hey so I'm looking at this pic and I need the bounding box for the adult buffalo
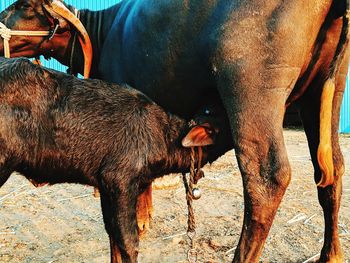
[0,0,349,262]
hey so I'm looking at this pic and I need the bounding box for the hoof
[137,187,154,238]
[93,187,100,198]
[137,204,153,238]
[137,216,151,238]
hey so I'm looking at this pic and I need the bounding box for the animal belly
[18,164,96,187]
[102,65,216,118]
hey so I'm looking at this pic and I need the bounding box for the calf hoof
[93,187,100,198]
[137,206,153,238]
[137,215,151,238]
[137,197,153,238]
[153,174,181,190]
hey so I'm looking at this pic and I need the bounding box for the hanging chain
[182,146,205,263]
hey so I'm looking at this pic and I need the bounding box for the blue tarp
[340,70,350,133]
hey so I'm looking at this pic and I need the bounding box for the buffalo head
[0,0,92,78]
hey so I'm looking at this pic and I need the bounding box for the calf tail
[317,0,349,187]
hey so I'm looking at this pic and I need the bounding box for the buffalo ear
[182,123,216,147]
[42,0,93,78]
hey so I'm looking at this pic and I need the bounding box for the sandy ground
[0,129,349,263]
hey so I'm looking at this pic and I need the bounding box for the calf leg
[136,184,153,237]
[0,159,12,187]
[99,176,139,263]
[0,169,11,187]
[300,89,344,262]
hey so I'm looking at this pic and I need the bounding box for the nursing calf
[0,57,224,262]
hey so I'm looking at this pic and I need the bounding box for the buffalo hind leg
[219,87,291,262]
[233,124,291,262]
[99,176,139,263]
[300,91,344,262]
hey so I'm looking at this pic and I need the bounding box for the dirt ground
[0,129,349,263]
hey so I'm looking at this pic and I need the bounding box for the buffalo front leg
[300,88,344,262]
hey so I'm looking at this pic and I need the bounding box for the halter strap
[69,9,79,76]
[0,22,51,58]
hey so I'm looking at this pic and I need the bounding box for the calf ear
[182,123,216,147]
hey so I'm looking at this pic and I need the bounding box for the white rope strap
[0,22,11,58]
[0,22,50,58]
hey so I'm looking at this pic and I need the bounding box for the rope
[0,22,11,58]
[184,147,196,233]
[0,22,50,58]
[182,146,204,263]
[0,23,11,41]
[182,171,197,263]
